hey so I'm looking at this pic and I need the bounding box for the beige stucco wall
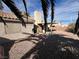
[5,23,22,34]
[0,23,5,36]
[21,24,34,34]
[48,24,68,31]
[0,22,33,35]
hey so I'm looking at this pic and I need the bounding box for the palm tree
[40,0,55,32]
[40,0,49,33]
[2,0,55,32]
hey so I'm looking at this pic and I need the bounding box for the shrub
[66,23,75,33]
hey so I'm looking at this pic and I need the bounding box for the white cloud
[53,0,79,24]
[55,1,79,15]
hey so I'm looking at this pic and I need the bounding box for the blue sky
[2,0,79,25]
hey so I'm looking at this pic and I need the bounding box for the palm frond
[22,0,28,20]
[40,0,49,32]
[50,0,55,26]
[74,11,79,33]
[0,0,3,10]
[0,0,7,25]
[0,16,6,25]
[2,0,26,27]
